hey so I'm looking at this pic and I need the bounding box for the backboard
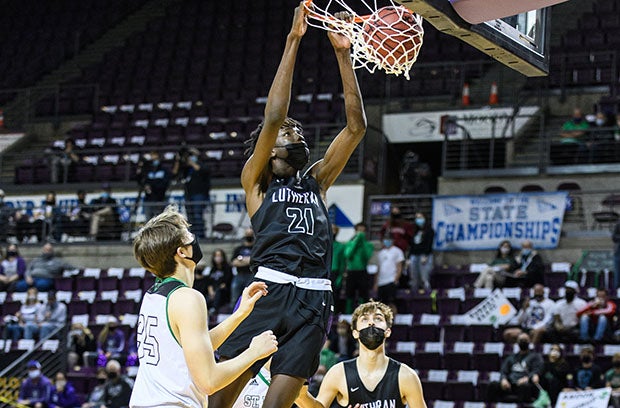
[395,0,561,76]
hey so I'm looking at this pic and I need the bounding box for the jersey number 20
[286,207,314,235]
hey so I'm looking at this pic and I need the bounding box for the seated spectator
[577,288,616,342]
[51,371,81,408]
[606,352,620,408]
[547,280,587,343]
[201,249,232,314]
[325,320,357,363]
[504,240,545,288]
[589,111,616,163]
[66,190,92,237]
[503,284,555,344]
[539,344,571,406]
[67,323,97,370]
[486,333,543,403]
[39,290,67,339]
[0,189,14,244]
[1,244,28,292]
[102,360,133,408]
[25,243,75,292]
[88,184,120,241]
[4,287,44,342]
[474,240,518,289]
[97,317,126,366]
[569,345,604,391]
[81,368,107,408]
[49,137,81,184]
[26,192,63,243]
[18,360,54,408]
[559,108,590,163]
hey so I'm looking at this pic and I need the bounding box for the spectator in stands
[548,280,588,343]
[67,323,97,370]
[4,287,44,341]
[374,237,405,311]
[25,243,74,292]
[136,150,171,221]
[67,190,92,237]
[102,359,133,408]
[568,345,604,391]
[486,332,543,403]
[408,212,435,294]
[1,244,28,292]
[379,206,413,256]
[18,360,54,408]
[577,288,617,342]
[325,319,357,363]
[173,147,211,239]
[0,189,13,243]
[125,331,137,368]
[559,108,590,163]
[230,228,254,307]
[474,240,518,289]
[539,344,571,406]
[39,290,67,339]
[504,240,545,288]
[606,352,620,408]
[331,224,346,302]
[97,317,126,367]
[51,371,80,408]
[503,284,556,344]
[613,219,620,291]
[201,248,233,314]
[88,184,119,241]
[399,150,433,195]
[589,111,616,163]
[34,192,63,242]
[50,137,80,184]
[81,368,107,408]
[344,222,374,314]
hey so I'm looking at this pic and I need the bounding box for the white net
[305,0,424,79]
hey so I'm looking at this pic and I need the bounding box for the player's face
[270,127,307,177]
[355,310,389,332]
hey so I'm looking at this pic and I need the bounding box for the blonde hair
[351,300,394,331]
[133,206,190,279]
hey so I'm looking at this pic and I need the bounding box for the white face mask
[596,118,605,126]
[28,370,40,379]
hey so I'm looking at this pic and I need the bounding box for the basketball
[362,6,424,66]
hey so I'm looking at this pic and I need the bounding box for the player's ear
[176,246,188,259]
[352,329,360,340]
[384,327,391,338]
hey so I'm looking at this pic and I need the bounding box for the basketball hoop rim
[304,0,372,23]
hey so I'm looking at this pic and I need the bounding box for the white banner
[463,289,517,327]
[555,387,611,408]
[382,106,539,143]
[432,192,567,251]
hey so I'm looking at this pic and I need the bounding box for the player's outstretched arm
[400,364,428,407]
[313,13,367,192]
[168,287,277,395]
[295,363,350,408]
[209,282,268,349]
[241,3,307,202]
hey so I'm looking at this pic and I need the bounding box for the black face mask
[186,238,203,265]
[244,236,254,243]
[582,355,592,364]
[7,251,17,257]
[565,291,575,302]
[518,340,530,351]
[358,326,386,350]
[613,361,620,368]
[97,377,106,384]
[279,142,309,170]
[107,372,118,380]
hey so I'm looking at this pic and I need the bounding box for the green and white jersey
[130,278,207,408]
[232,367,271,408]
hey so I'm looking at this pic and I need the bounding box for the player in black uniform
[208,3,366,408]
[296,301,427,408]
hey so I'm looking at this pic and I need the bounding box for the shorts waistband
[256,267,332,291]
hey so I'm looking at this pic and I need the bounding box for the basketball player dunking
[208,2,366,408]
[296,301,427,408]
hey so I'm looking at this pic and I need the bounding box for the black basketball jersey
[250,174,332,279]
[336,358,405,408]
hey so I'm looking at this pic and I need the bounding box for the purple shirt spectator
[19,361,54,406]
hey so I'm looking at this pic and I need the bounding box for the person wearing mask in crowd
[379,206,413,257]
[606,352,620,408]
[81,368,107,408]
[474,240,518,289]
[0,189,13,244]
[560,108,589,150]
[96,317,125,367]
[577,288,617,342]
[330,224,346,305]
[486,333,544,403]
[67,323,97,370]
[4,287,44,341]
[89,184,119,241]
[201,249,233,314]
[137,150,172,221]
[173,147,211,239]
[569,346,604,391]
[18,360,54,408]
[408,212,435,294]
[548,280,588,343]
[25,243,74,292]
[343,222,374,314]
[614,219,620,291]
[50,137,80,184]
[374,237,405,312]
[1,244,28,292]
[539,344,571,406]
[20,192,63,243]
[38,290,67,339]
[51,371,80,408]
[67,190,92,237]
[230,229,255,307]
[102,360,133,408]
[504,240,545,288]
[503,283,556,344]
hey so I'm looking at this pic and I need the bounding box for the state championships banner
[432,192,568,251]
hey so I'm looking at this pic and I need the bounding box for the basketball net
[305,0,424,79]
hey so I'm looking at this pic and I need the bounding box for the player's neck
[171,266,194,287]
[358,346,388,369]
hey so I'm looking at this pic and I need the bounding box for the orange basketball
[362,6,423,66]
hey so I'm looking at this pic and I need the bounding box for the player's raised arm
[313,12,367,192]
[241,2,308,203]
[169,287,277,395]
